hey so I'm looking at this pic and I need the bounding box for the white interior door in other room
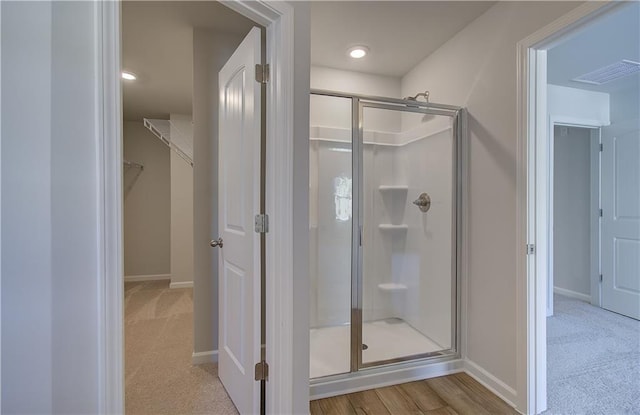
[217,26,262,414]
[601,130,640,320]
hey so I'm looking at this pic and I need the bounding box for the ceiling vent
[573,60,640,85]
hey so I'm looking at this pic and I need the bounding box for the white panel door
[217,26,262,414]
[601,130,640,320]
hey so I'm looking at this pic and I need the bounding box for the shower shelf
[378,224,408,232]
[378,283,408,292]
[378,185,409,192]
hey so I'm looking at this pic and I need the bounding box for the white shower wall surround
[309,116,454,349]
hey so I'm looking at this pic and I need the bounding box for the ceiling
[311,1,495,77]
[122,1,255,121]
[122,1,496,121]
[548,1,640,94]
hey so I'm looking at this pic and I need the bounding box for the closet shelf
[378,185,409,192]
[123,159,144,170]
[143,118,194,167]
[378,224,408,231]
[378,283,408,292]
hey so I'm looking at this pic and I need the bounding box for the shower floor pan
[310,318,443,379]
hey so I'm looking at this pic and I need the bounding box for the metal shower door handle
[413,193,431,213]
[210,237,223,248]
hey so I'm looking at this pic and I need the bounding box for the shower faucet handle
[413,193,431,213]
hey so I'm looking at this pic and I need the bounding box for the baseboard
[310,358,464,400]
[464,359,518,409]
[124,274,171,282]
[170,281,193,289]
[553,286,591,303]
[310,358,519,409]
[192,350,218,365]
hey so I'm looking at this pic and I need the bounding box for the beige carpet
[543,294,640,414]
[125,280,239,415]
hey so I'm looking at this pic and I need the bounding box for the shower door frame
[311,89,464,375]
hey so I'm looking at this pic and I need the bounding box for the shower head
[403,90,430,103]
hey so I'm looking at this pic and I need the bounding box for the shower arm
[403,91,430,103]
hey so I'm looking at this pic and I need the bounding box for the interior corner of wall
[463,359,518,410]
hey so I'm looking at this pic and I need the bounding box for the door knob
[210,237,223,248]
[413,192,431,213]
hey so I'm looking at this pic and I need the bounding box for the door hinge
[255,214,269,233]
[527,244,535,255]
[599,208,603,217]
[255,64,269,84]
[254,360,269,381]
[599,143,603,152]
[600,274,603,282]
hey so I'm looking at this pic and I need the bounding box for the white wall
[123,121,171,277]
[548,85,610,125]
[553,126,592,298]
[170,113,194,287]
[51,3,101,408]
[311,66,401,134]
[400,1,580,401]
[192,28,246,357]
[605,83,640,136]
[2,3,53,411]
[311,66,400,98]
[2,1,101,412]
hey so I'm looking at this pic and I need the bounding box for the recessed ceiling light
[122,71,137,81]
[348,46,369,59]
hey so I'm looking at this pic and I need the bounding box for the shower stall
[309,90,463,383]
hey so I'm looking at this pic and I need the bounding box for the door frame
[97,1,300,413]
[515,1,623,413]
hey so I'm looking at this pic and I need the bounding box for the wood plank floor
[310,373,518,415]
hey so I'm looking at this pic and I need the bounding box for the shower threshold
[310,318,443,379]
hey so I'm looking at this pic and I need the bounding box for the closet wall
[123,121,171,278]
[123,115,194,286]
[170,113,194,287]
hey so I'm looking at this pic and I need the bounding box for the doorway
[120,2,257,413]
[519,1,640,413]
[547,123,600,316]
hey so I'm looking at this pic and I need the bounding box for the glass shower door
[309,94,353,378]
[358,102,458,367]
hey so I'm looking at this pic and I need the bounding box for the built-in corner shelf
[378,185,409,192]
[378,224,408,232]
[378,283,408,292]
